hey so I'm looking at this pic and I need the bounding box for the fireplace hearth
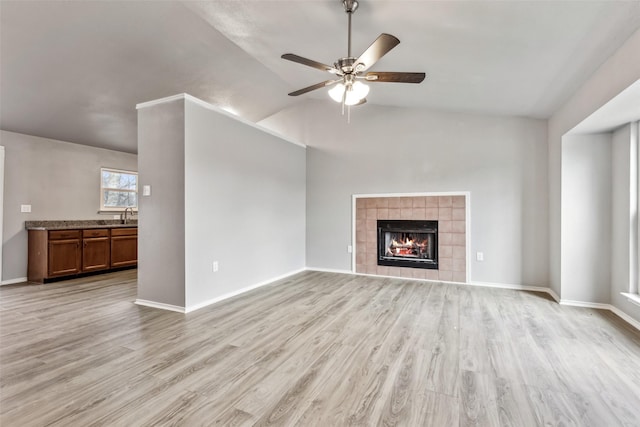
[377,220,438,269]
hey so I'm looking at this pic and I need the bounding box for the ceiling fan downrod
[343,0,359,58]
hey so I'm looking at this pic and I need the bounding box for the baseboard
[307,268,460,284]
[558,299,640,331]
[184,268,306,313]
[305,267,353,274]
[468,280,552,293]
[545,288,561,303]
[609,305,640,331]
[134,299,186,313]
[352,271,468,286]
[306,269,552,294]
[1,277,28,286]
[559,299,612,310]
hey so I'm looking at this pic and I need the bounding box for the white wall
[549,28,640,298]
[261,101,548,287]
[0,130,137,282]
[137,95,306,311]
[561,133,612,303]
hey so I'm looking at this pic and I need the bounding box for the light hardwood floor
[1,270,639,426]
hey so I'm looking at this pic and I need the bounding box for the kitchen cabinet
[47,230,82,278]
[110,228,138,268]
[82,229,110,272]
[27,226,137,283]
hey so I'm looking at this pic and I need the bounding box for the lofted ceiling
[1,0,640,153]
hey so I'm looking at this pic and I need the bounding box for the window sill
[621,292,640,307]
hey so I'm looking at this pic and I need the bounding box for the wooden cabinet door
[111,235,137,268]
[48,239,81,277]
[82,237,110,272]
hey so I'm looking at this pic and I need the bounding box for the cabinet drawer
[49,230,81,240]
[111,228,137,237]
[82,229,109,238]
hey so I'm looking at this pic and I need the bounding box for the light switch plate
[142,185,151,196]
[21,204,31,213]
[476,252,484,261]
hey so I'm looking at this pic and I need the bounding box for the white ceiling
[1,1,640,153]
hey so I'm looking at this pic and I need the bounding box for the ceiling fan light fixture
[281,0,426,118]
[328,81,369,105]
[351,81,370,100]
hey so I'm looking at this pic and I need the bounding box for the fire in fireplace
[377,220,438,269]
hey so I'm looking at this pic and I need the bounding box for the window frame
[623,120,640,307]
[99,167,138,212]
[635,120,640,297]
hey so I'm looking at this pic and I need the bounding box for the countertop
[25,220,138,231]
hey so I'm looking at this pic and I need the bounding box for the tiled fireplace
[355,194,467,282]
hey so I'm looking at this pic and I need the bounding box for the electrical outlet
[347,245,353,253]
[21,204,31,213]
[476,252,484,262]
[113,215,121,219]
[213,261,219,272]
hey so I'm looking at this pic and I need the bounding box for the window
[100,167,138,211]
[623,120,640,306]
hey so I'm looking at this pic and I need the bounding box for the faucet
[122,207,134,224]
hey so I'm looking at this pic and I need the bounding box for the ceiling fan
[281,0,425,116]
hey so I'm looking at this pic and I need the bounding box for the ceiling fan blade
[281,54,341,75]
[353,98,367,106]
[288,80,340,96]
[353,34,400,72]
[364,72,426,83]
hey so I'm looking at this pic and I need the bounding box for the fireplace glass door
[377,220,438,269]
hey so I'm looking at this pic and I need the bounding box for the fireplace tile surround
[354,194,467,282]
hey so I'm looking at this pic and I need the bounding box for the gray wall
[183,99,305,309]
[0,130,137,282]
[137,95,305,311]
[137,99,186,307]
[261,101,548,287]
[548,28,640,298]
[561,133,612,303]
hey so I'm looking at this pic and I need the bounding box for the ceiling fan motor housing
[335,57,356,74]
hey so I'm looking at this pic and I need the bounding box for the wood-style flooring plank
[1,269,639,426]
